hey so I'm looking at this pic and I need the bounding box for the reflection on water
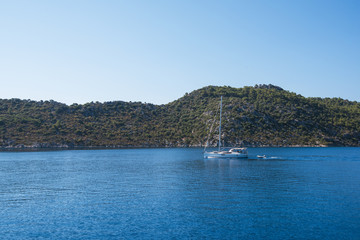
[0,148,359,239]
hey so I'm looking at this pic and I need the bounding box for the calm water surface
[0,148,359,239]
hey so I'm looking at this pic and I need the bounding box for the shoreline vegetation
[1,144,331,151]
[1,84,360,151]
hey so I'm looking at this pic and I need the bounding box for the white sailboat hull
[204,151,248,159]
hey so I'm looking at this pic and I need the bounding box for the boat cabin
[229,148,248,154]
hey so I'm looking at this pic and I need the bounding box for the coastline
[1,143,356,152]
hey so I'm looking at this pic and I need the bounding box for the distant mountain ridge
[1,85,359,149]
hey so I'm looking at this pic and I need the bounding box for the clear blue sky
[1,0,359,105]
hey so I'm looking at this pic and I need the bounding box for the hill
[1,85,360,149]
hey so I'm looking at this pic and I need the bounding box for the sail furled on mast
[218,96,222,151]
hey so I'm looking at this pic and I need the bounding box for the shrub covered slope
[1,85,359,148]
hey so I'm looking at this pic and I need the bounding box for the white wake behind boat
[204,96,248,159]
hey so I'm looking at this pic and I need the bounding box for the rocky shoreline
[1,142,349,152]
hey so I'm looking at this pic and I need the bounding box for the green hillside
[1,85,360,149]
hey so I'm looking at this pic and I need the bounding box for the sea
[0,147,359,239]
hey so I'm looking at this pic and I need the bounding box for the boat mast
[218,96,222,151]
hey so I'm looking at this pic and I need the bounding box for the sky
[0,0,359,105]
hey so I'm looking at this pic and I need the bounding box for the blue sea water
[0,147,359,239]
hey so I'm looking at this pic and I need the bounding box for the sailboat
[204,96,248,159]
